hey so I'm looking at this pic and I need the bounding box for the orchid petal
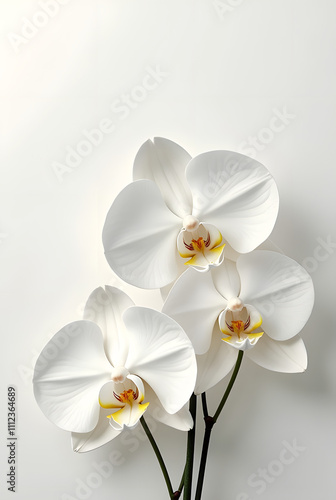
[103,179,182,289]
[33,321,112,433]
[145,384,193,431]
[123,307,197,414]
[237,251,314,341]
[245,335,307,372]
[154,405,193,431]
[186,151,279,253]
[133,137,193,218]
[219,241,242,262]
[160,282,175,302]
[211,258,241,300]
[71,408,121,453]
[84,286,134,367]
[257,238,284,254]
[163,268,225,354]
[195,323,238,394]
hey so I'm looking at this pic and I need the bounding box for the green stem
[171,466,186,500]
[195,351,244,500]
[178,465,186,495]
[140,416,174,499]
[194,420,213,500]
[213,350,244,423]
[201,392,208,418]
[183,393,197,500]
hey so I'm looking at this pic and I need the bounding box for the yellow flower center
[113,388,138,404]
[226,316,251,338]
[184,233,211,254]
[231,320,245,335]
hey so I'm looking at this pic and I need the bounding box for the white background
[1,1,336,499]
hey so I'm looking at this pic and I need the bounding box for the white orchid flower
[103,138,279,289]
[162,251,314,394]
[33,286,197,452]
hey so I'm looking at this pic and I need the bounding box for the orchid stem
[213,350,244,423]
[176,465,186,497]
[183,393,197,500]
[201,392,208,418]
[140,416,174,499]
[195,351,244,500]
[170,466,186,499]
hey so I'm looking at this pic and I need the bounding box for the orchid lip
[177,222,225,271]
[99,375,149,430]
[219,304,264,351]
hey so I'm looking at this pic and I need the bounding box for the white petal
[257,238,284,254]
[84,286,134,367]
[133,137,193,218]
[123,307,197,414]
[33,321,112,433]
[163,268,225,354]
[160,282,175,302]
[245,335,307,372]
[186,151,279,253]
[219,241,242,262]
[71,408,121,453]
[211,258,241,300]
[237,251,314,341]
[152,404,193,431]
[159,251,188,300]
[195,324,238,394]
[103,179,182,289]
[145,384,193,431]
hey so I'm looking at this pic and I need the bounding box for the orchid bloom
[162,251,314,394]
[33,286,197,452]
[103,138,279,289]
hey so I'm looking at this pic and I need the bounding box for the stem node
[204,415,215,430]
